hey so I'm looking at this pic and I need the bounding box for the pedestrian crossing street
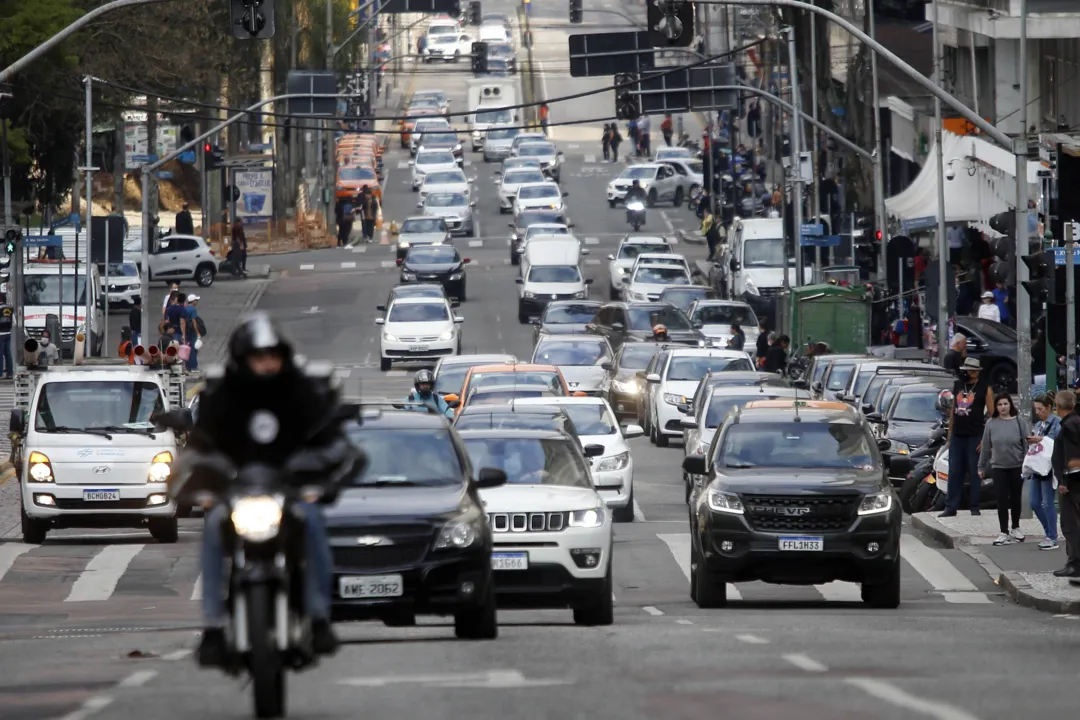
[0,530,995,613]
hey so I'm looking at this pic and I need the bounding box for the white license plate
[778,536,823,551]
[491,552,528,570]
[408,344,429,352]
[338,574,404,599]
[83,490,120,502]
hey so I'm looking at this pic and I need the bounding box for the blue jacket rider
[404,369,454,418]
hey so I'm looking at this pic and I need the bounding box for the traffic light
[874,229,883,243]
[614,74,640,121]
[471,42,488,74]
[1021,249,1058,304]
[467,1,482,25]
[4,228,19,255]
[646,0,694,47]
[204,143,224,170]
[569,0,583,24]
[230,0,276,39]
[223,185,241,203]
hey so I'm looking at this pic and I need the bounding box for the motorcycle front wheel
[247,583,286,718]
[632,220,643,230]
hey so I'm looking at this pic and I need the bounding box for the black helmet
[228,312,293,370]
[414,369,435,396]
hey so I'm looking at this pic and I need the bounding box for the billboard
[234,169,274,226]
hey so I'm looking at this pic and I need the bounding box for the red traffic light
[204,143,212,153]
[875,230,883,241]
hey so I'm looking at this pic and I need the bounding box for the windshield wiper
[44,426,114,439]
[98,425,158,438]
[723,462,756,468]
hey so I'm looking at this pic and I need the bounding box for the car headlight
[615,267,626,275]
[383,332,399,342]
[663,393,686,405]
[398,240,411,249]
[597,451,629,471]
[857,492,893,515]
[28,451,54,483]
[434,512,481,549]
[573,291,587,299]
[707,489,744,514]
[438,330,454,341]
[744,277,760,295]
[449,272,463,280]
[569,506,606,527]
[148,451,172,483]
[130,283,141,291]
[612,378,640,394]
[230,495,284,542]
[523,291,536,299]
[401,272,416,280]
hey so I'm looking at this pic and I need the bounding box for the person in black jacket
[1051,390,1080,577]
[175,203,195,235]
[754,323,770,367]
[763,334,789,373]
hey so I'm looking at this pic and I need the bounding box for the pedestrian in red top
[539,103,550,134]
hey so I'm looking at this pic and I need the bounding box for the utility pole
[2,100,12,229]
[787,26,805,288]
[324,0,337,233]
[810,12,821,272]
[932,0,948,362]
[1067,222,1076,388]
[869,0,886,281]
[1015,0,1032,412]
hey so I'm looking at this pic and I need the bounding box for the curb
[910,512,962,548]
[0,462,14,487]
[999,570,1080,614]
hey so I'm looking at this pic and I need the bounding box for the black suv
[682,399,901,609]
[327,409,507,638]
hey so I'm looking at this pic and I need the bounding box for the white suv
[127,234,218,287]
[459,428,614,625]
[514,397,644,523]
[624,262,692,302]
[644,347,756,446]
[606,236,672,300]
[375,296,463,371]
[606,163,688,207]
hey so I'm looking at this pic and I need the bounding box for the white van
[22,260,105,358]
[517,240,592,323]
[720,217,813,298]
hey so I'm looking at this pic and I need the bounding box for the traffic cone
[389,220,400,236]
[379,227,391,245]
[375,200,384,230]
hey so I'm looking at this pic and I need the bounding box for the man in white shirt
[162,282,180,317]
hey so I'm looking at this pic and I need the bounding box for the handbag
[1022,435,1054,478]
[177,344,192,361]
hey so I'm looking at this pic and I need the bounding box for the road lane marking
[190,574,202,600]
[398,161,410,169]
[380,261,397,268]
[813,582,863,602]
[783,654,827,672]
[643,606,664,616]
[0,543,32,583]
[57,694,113,720]
[735,634,769,644]
[351,245,368,253]
[675,619,693,625]
[632,498,645,521]
[65,544,145,602]
[341,262,357,269]
[467,240,483,247]
[661,211,675,233]
[584,237,600,245]
[656,533,742,599]
[584,154,596,163]
[900,534,989,602]
[163,649,193,661]
[845,678,982,720]
[299,264,314,270]
[585,259,601,266]
[118,670,157,688]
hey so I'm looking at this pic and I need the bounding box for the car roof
[703,370,789,384]
[667,347,745,357]
[546,299,601,308]
[460,402,564,415]
[469,384,556,395]
[440,354,516,367]
[693,298,751,306]
[517,181,559,189]
[708,385,802,398]
[634,262,689,272]
[349,408,449,429]
[515,396,605,407]
[739,399,858,419]
[895,380,953,392]
[662,285,712,292]
[469,363,559,373]
[403,215,445,223]
[391,296,450,305]
[621,235,669,243]
[456,428,569,441]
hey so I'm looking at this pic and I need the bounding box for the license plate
[491,552,528,570]
[83,489,120,502]
[338,574,404,599]
[409,344,429,352]
[778,536,823,551]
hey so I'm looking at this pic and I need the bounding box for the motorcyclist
[185,313,360,666]
[625,180,648,222]
[652,323,669,342]
[404,369,454,418]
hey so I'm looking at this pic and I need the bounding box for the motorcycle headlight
[663,393,686,405]
[597,451,629,471]
[230,495,284,542]
[707,489,744,514]
[438,330,454,341]
[857,492,893,516]
[626,201,645,211]
[398,240,411,249]
[148,451,172,483]
[568,505,605,527]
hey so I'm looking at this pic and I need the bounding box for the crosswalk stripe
[398,161,410,170]
[191,574,202,601]
[300,264,314,270]
[380,261,396,268]
[584,154,596,163]
[900,534,992,603]
[656,533,742,600]
[351,246,368,253]
[584,237,600,245]
[467,240,483,247]
[585,259,601,266]
[813,582,863,602]
[0,543,33,583]
[65,545,145,602]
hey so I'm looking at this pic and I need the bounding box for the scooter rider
[404,369,454,418]
[188,313,360,666]
[652,324,670,342]
[625,180,647,221]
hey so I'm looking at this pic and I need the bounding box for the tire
[453,51,461,63]
[673,187,684,207]
[684,475,692,504]
[613,485,635,523]
[459,282,467,302]
[690,542,726,608]
[688,184,701,204]
[518,313,529,324]
[912,481,937,514]
[632,221,642,231]
[247,584,286,718]
[21,505,47,544]
[573,566,614,625]
[196,264,216,287]
[464,225,474,237]
[380,357,392,371]
[148,517,179,543]
[454,580,498,639]
[608,200,616,209]
[647,189,658,207]
[898,473,924,515]
[861,557,901,609]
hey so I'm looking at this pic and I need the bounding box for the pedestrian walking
[609,126,623,163]
[335,196,353,247]
[360,187,378,242]
[175,203,195,236]
[977,291,1001,322]
[163,282,180,317]
[637,115,651,156]
[184,295,204,371]
[1027,393,1062,549]
[1051,390,1080,577]
[164,291,189,347]
[763,334,789,374]
[128,297,143,348]
[539,103,550,134]
[231,222,248,275]
[979,394,1031,545]
[601,124,611,161]
[660,114,673,146]
[941,357,994,517]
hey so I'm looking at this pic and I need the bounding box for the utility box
[776,283,871,354]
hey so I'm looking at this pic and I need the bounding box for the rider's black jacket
[625,186,647,204]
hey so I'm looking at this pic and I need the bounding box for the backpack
[195,316,208,337]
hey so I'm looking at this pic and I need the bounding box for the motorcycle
[898,422,949,514]
[626,200,646,231]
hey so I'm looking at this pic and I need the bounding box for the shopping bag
[177,344,192,361]
[1022,436,1054,477]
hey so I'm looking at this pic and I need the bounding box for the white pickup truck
[10,359,187,544]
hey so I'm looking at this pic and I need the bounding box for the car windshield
[97,262,138,277]
[534,340,609,365]
[489,42,513,54]
[429,25,456,35]
[425,193,467,208]
[415,122,448,134]
[518,144,555,156]
[826,362,858,391]
[661,288,713,312]
[717,421,876,469]
[471,371,564,394]
[35,380,163,432]
[422,133,457,145]
[388,302,449,322]
[862,377,890,406]
[637,256,683,267]
[528,266,581,283]
[469,389,556,405]
[543,303,597,324]
[484,61,509,72]
[432,35,457,43]
[692,303,757,326]
[476,109,514,124]
[347,427,464,486]
[402,218,446,234]
[24,274,88,305]
[462,437,591,488]
[619,344,660,369]
[524,227,568,241]
[487,127,520,140]
[407,246,459,264]
[504,159,541,171]
[668,355,753,381]
[878,384,908,413]
[456,412,566,432]
[519,185,559,199]
[890,392,941,422]
[561,404,617,435]
[340,167,376,181]
[633,266,689,285]
[424,171,466,185]
[391,285,444,300]
[742,237,790,267]
[408,101,439,111]
[705,393,792,428]
[417,151,455,165]
[504,170,546,184]
[618,242,669,259]
[626,306,692,330]
[622,167,657,180]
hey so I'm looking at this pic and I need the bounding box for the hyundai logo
[92,466,110,475]
[355,536,387,546]
[753,506,811,516]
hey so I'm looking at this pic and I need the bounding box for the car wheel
[21,505,47,544]
[688,184,701,204]
[572,565,614,625]
[148,517,179,544]
[483,155,491,162]
[453,50,461,63]
[684,475,692,504]
[464,225,474,237]
[690,541,726,608]
[380,357,392,371]
[673,186,684,206]
[655,429,669,448]
[195,263,215,287]
[613,486,635,523]
[608,199,616,209]
[454,578,498,639]
[176,504,193,519]
[647,189,658,207]
[861,557,901,609]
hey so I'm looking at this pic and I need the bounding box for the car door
[150,237,183,279]
[645,350,670,425]
[171,236,208,279]
[656,165,676,201]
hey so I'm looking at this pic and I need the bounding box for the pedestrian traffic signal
[467,1,482,25]
[230,0,276,39]
[471,42,488,73]
[614,73,640,121]
[646,0,694,47]
[4,228,19,255]
[569,0,583,24]
[204,143,224,170]
[1020,249,1057,304]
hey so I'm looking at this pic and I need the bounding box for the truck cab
[10,361,186,544]
[22,260,105,358]
[719,218,812,325]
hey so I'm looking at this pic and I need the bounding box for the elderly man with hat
[940,356,995,517]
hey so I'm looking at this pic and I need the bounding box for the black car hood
[716,468,883,492]
[887,420,938,447]
[324,484,466,525]
[404,262,462,274]
[627,329,703,344]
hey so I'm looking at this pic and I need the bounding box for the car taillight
[208,249,215,256]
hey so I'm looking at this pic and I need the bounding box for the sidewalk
[913,512,1080,614]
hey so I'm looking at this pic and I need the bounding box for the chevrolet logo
[753,506,811,516]
[355,536,388,546]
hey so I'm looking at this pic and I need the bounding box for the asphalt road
[3,8,1080,720]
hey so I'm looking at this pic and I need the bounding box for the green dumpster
[775,283,871,354]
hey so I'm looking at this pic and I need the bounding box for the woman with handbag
[1027,393,1062,549]
[978,394,1031,546]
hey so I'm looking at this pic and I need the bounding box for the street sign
[23,235,63,248]
[800,234,841,247]
[156,171,173,179]
[52,212,80,230]
[632,64,737,114]
[568,32,655,78]
[286,70,338,117]
[380,0,460,12]
[131,154,158,163]
[801,223,823,236]
[1052,247,1080,265]
[178,150,196,164]
[900,215,936,232]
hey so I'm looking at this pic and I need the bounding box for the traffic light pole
[1068,222,1075,387]
[786,27,805,287]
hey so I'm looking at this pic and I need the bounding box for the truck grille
[487,512,566,532]
[757,287,784,298]
[741,493,860,533]
[333,544,428,570]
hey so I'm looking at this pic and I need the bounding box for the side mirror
[866,412,884,423]
[156,408,194,433]
[584,278,594,285]
[470,200,478,207]
[811,381,823,394]
[876,438,892,452]
[611,322,624,331]
[680,417,698,428]
[676,403,691,415]
[645,373,661,383]
[567,223,575,228]
[9,408,24,435]
[375,318,385,325]
[515,277,523,284]
[476,467,507,488]
[376,304,386,311]
[682,455,707,475]
[454,316,465,323]
[601,362,613,371]
[562,191,569,197]
[622,424,644,438]
[792,379,808,389]
[583,443,605,458]
[607,254,616,260]
[416,201,424,207]
[861,403,874,414]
